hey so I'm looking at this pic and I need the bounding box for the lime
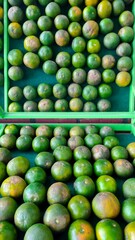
[69,98,83,111]
[8,66,24,81]
[23,20,38,36]
[23,101,38,112]
[82,85,98,101]
[23,182,46,205]
[37,15,52,31]
[72,36,86,52]
[53,83,67,99]
[68,6,82,22]
[45,2,61,18]
[87,39,101,53]
[16,135,32,151]
[26,5,41,21]
[103,32,120,49]
[24,36,41,52]
[54,99,69,112]
[97,0,112,19]
[51,161,72,182]
[8,49,23,66]
[8,6,24,22]
[8,102,22,112]
[38,46,53,61]
[115,71,131,87]
[25,166,47,184]
[96,175,117,193]
[72,53,86,68]
[38,99,54,112]
[102,69,116,83]
[83,6,97,21]
[37,83,52,99]
[8,86,23,101]
[99,18,114,34]
[93,159,113,176]
[23,52,40,69]
[74,176,95,198]
[87,53,101,68]
[43,60,58,75]
[24,223,54,240]
[72,68,86,84]
[54,14,69,29]
[7,156,30,176]
[73,159,93,177]
[23,85,37,100]
[55,51,71,67]
[87,69,101,85]
[40,31,54,46]
[32,136,49,152]
[56,67,71,84]
[98,83,112,99]
[97,99,111,112]
[8,22,22,39]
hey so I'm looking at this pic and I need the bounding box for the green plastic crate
[0,1,135,119]
[0,122,135,239]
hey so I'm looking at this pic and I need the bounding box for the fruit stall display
[0,0,134,118]
[0,123,135,239]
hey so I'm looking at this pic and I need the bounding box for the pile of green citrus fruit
[0,123,135,239]
[6,0,134,112]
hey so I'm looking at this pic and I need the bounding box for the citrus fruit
[72,52,86,68]
[0,147,11,163]
[53,145,72,161]
[8,22,23,39]
[54,14,69,29]
[69,98,83,111]
[91,144,110,161]
[100,126,115,138]
[68,195,91,220]
[93,159,113,177]
[96,219,123,240]
[8,86,23,101]
[23,85,37,100]
[24,36,41,52]
[73,145,91,161]
[124,221,135,240]
[87,53,101,68]
[23,20,38,36]
[85,0,99,6]
[115,71,131,87]
[85,133,102,148]
[122,178,135,198]
[8,49,23,66]
[69,126,85,137]
[82,85,98,101]
[51,161,72,182]
[23,182,46,205]
[7,156,30,176]
[24,223,54,240]
[53,126,69,138]
[102,69,116,83]
[68,136,84,150]
[36,125,53,138]
[43,60,58,75]
[99,18,114,34]
[74,175,96,198]
[55,99,68,111]
[45,2,61,18]
[55,51,71,67]
[25,166,47,184]
[0,133,16,149]
[8,66,24,81]
[122,198,135,222]
[32,136,49,152]
[23,52,40,69]
[16,135,32,150]
[127,142,135,158]
[8,102,22,112]
[72,36,86,52]
[37,83,52,99]
[72,68,86,84]
[119,10,134,27]
[112,0,125,16]
[103,32,120,49]
[39,31,54,46]
[47,182,71,205]
[83,6,97,21]
[1,176,26,198]
[111,145,128,161]
[0,197,18,221]
[69,0,83,6]
[82,20,99,39]
[20,125,35,137]
[14,202,41,231]
[68,83,82,98]
[68,6,82,22]
[68,22,81,37]
[43,203,70,232]
[97,99,111,112]
[98,83,112,99]
[96,175,117,193]
[38,99,54,112]
[37,0,52,6]
[87,39,101,53]
[8,6,24,22]
[38,46,53,61]
[103,135,119,148]
[9,0,22,5]
[50,136,67,150]
[97,0,112,19]
[102,54,116,69]
[118,26,134,43]
[87,69,101,85]
[68,219,95,240]
[26,5,41,21]
[83,102,97,112]
[114,159,134,178]
[117,56,132,71]
[116,42,132,57]
[23,100,38,112]
[37,15,52,31]
[53,83,67,99]
[92,192,120,219]
[56,67,71,84]
[73,159,93,177]
[0,221,17,240]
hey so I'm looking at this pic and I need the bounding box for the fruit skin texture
[122,198,135,223]
[126,142,135,158]
[92,192,120,219]
[68,219,95,240]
